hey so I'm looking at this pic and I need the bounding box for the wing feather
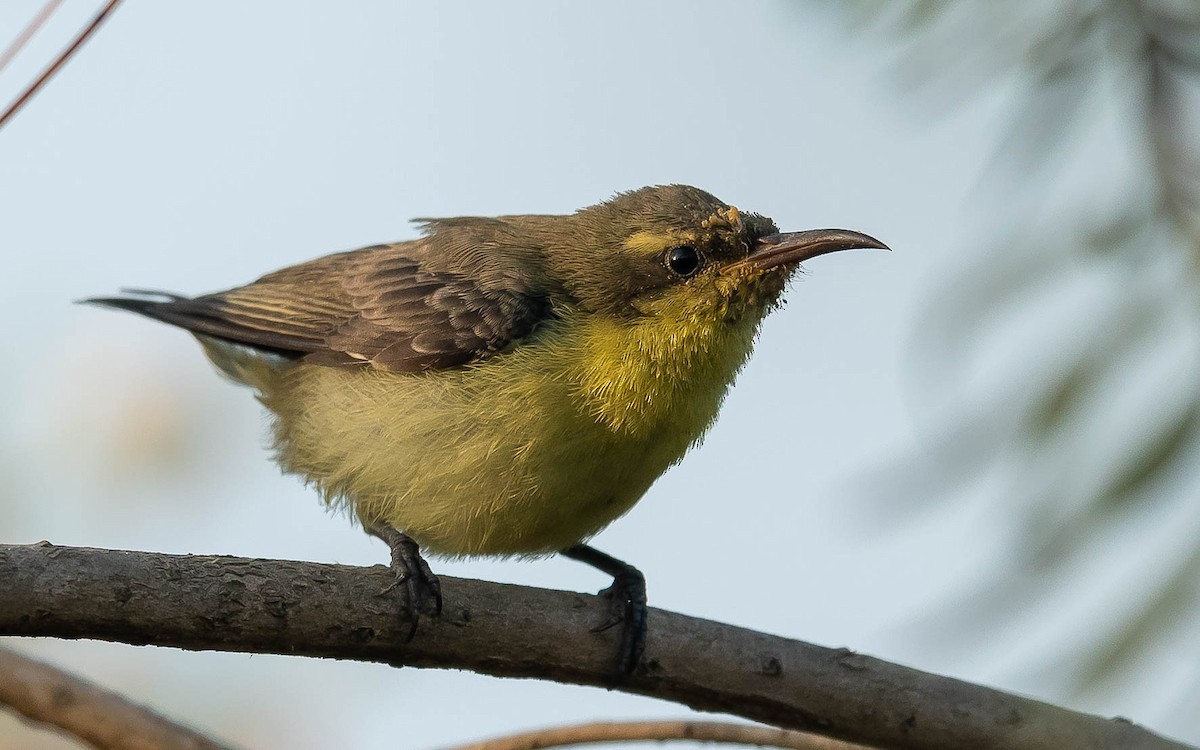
[88,236,553,373]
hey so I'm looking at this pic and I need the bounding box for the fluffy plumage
[87,185,808,556]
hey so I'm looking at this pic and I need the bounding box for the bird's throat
[569,299,768,438]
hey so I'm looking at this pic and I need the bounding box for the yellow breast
[210,293,767,558]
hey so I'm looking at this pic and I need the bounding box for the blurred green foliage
[833,0,1200,716]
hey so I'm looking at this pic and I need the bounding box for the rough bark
[0,543,1190,750]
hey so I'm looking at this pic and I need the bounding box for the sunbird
[88,185,885,673]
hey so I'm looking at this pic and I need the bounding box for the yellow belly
[205,302,764,557]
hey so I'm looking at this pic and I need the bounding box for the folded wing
[87,241,552,373]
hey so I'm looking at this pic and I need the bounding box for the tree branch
[0,645,231,750]
[441,719,877,750]
[0,0,124,131]
[0,543,1188,750]
[0,0,66,74]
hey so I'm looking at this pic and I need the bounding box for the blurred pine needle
[820,0,1200,726]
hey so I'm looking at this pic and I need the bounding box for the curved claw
[562,544,648,676]
[369,525,442,641]
[598,570,647,675]
[414,552,444,615]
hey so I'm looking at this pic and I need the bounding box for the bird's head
[542,184,886,323]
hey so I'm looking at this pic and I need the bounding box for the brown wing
[88,240,553,372]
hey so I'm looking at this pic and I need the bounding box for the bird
[86,184,886,674]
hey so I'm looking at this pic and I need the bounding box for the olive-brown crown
[525,184,780,315]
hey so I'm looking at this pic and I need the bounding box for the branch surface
[0,543,1189,750]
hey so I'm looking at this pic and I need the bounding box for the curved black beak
[741,229,889,271]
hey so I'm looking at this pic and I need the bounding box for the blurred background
[1,1,1197,748]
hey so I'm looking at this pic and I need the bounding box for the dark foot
[562,544,647,676]
[367,525,442,642]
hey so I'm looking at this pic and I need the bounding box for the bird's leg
[366,525,443,642]
[561,544,647,675]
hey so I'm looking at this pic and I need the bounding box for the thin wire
[0,0,124,132]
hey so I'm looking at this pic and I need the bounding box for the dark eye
[666,246,701,277]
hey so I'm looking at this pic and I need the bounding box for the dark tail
[81,290,193,327]
[82,290,306,358]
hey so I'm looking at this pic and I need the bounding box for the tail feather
[83,291,208,333]
[83,291,298,390]
[81,291,306,359]
[83,292,180,317]
[118,288,189,300]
